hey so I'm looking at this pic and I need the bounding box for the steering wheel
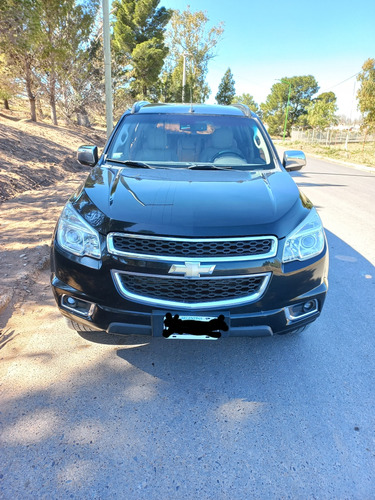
[210,150,246,162]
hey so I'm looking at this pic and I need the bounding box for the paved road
[1,157,374,499]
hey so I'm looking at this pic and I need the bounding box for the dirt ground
[0,111,106,319]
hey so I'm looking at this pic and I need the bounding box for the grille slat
[108,234,277,261]
[113,272,270,306]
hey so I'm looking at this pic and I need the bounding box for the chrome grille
[107,233,277,262]
[112,271,271,309]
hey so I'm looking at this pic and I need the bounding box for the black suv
[51,102,328,339]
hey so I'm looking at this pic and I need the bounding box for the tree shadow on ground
[0,230,374,498]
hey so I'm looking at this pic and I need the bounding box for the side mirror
[283,150,306,172]
[77,145,98,167]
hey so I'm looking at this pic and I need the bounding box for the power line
[320,71,360,93]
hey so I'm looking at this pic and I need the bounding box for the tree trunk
[76,108,91,127]
[25,58,37,122]
[49,66,58,125]
[3,99,10,110]
[36,97,44,120]
[50,97,58,126]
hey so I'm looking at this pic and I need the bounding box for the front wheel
[278,325,309,335]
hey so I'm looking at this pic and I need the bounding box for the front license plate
[163,313,228,340]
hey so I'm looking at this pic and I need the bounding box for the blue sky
[161,0,375,118]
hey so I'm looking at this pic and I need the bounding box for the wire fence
[291,128,375,149]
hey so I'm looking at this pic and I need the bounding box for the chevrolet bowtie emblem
[168,262,216,278]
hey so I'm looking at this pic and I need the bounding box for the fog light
[61,295,95,318]
[66,296,77,307]
[303,300,316,313]
[285,299,318,322]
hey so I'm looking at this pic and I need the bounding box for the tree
[0,0,42,121]
[306,91,337,130]
[166,6,224,102]
[357,58,375,133]
[316,91,337,104]
[261,75,319,136]
[0,55,19,109]
[112,0,172,100]
[53,1,101,126]
[33,0,99,125]
[0,0,100,124]
[60,34,105,126]
[307,101,337,130]
[232,93,259,114]
[216,68,235,104]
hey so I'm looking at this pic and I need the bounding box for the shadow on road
[0,229,374,499]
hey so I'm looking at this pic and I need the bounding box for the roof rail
[131,101,150,114]
[231,103,251,117]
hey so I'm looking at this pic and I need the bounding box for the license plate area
[163,313,228,340]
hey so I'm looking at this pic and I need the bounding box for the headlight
[56,203,101,259]
[282,209,325,263]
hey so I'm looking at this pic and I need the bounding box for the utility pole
[282,81,292,141]
[277,79,292,141]
[102,0,113,139]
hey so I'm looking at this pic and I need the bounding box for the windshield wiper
[187,164,232,170]
[106,158,154,169]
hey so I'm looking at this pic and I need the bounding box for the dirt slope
[0,112,106,202]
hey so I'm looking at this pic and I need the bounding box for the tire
[278,325,308,335]
[66,318,100,333]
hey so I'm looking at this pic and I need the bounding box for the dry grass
[274,139,375,167]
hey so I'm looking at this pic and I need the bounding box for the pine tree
[216,68,235,105]
[232,93,259,114]
[112,0,172,100]
[261,75,319,136]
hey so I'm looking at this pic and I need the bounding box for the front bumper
[51,234,329,337]
[51,275,328,337]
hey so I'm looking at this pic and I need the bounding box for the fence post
[345,131,349,151]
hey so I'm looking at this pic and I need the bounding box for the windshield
[106,113,276,170]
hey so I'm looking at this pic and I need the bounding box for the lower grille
[112,271,271,309]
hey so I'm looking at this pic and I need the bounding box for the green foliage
[159,58,183,102]
[261,75,319,136]
[165,6,224,103]
[232,93,259,114]
[357,58,375,133]
[316,91,337,104]
[112,0,172,101]
[113,0,171,53]
[216,68,235,105]
[307,99,338,130]
[0,54,19,107]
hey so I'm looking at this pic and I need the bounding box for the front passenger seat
[141,128,174,162]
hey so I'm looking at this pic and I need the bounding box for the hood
[75,166,308,238]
